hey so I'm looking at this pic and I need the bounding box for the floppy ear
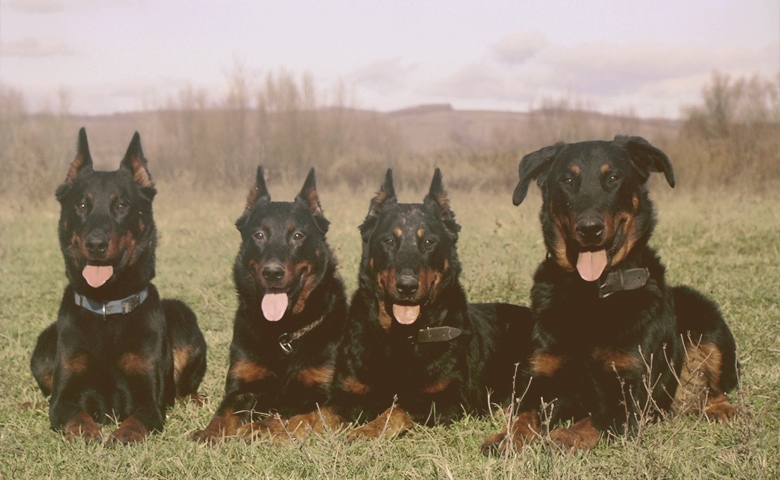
[513,142,564,205]
[423,168,460,239]
[57,127,94,201]
[359,169,397,242]
[236,165,272,229]
[613,135,675,188]
[295,168,330,233]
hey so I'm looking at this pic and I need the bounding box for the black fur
[191,167,347,443]
[329,169,533,439]
[483,136,739,453]
[30,128,206,444]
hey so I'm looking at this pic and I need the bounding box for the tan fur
[229,359,275,383]
[347,406,414,441]
[530,352,565,377]
[549,417,601,451]
[118,352,153,376]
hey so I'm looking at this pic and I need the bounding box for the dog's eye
[253,231,265,241]
[422,238,435,249]
[116,202,127,212]
[562,177,573,187]
[383,237,395,247]
[608,174,620,184]
[76,202,88,213]
[292,232,305,241]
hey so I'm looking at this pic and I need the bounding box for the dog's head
[358,168,461,330]
[56,128,157,295]
[512,135,674,282]
[234,167,332,322]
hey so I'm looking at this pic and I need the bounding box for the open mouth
[82,262,114,288]
[390,303,421,325]
[259,272,305,322]
[261,292,289,321]
[573,221,625,282]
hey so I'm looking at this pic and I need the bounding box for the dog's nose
[396,270,419,296]
[262,263,285,283]
[85,231,109,255]
[576,218,605,244]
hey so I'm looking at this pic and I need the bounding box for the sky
[1,0,778,118]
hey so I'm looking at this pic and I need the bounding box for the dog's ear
[236,165,272,229]
[295,168,330,233]
[614,135,675,188]
[513,142,564,205]
[359,168,397,242]
[120,131,157,200]
[424,168,460,239]
[57,127,95,201]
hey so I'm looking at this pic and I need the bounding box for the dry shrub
[2,70,778,203]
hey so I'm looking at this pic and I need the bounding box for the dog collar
[598,268,650,298]
[278,314,325,354]
[415,326,463,343]
[73,287,149,320]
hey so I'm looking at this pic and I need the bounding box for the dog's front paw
[63,411,103,443]
[107,416,149,445]
[549,417,600,451]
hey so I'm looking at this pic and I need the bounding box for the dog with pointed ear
[236,167,329,234]
[31,127,206,445]
[192,165,348,445]
[57,128,157,205]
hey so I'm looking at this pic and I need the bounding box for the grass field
[1,180,778,479]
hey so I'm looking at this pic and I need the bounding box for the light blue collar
[73,287,149,320]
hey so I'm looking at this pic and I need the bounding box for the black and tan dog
[30,128,207,444]
[482,135,739,453]
[329,169,533,439]
[191,167,347,443]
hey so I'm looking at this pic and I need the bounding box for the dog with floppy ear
[483,135,739,453]
[30,128,206,444]
[191,167,347,443]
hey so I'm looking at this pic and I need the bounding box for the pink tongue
[82,265,114,288]
[577,250,608,282]
[262,293,289,321]
[392,304,421,325]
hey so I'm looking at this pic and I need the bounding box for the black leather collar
[414,326,463,343]
[598,268,650,298]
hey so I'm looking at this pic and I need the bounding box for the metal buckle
[278,333,293,355]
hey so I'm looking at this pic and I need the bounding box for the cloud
[539,41,774,95]
[8,0,64,14]
[1,37,73,57]
[346,57,417,92]
[491,31,548,65]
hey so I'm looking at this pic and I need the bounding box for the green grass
[1,182,779,479]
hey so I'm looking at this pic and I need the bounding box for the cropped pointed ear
[120,131,157,200]
[613,135,675,187]
[512,142,564,206]
[295,168,330,233]
[423,168,460,239]
[359,169,397,242]
[57,127,95,201]
[236,165,271,229]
